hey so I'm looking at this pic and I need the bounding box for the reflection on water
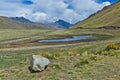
[38,35,92,43]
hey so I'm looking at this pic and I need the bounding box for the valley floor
[0,29,120,80]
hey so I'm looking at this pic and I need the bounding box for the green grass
[0,29,120,80]
[0,47,120,80]
[0,29,118,43]
[0,29,54,42]
[0,16,51,29]
[0,16,25,29]
[71,1,120,29]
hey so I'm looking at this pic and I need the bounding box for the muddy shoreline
[0,39,95,49]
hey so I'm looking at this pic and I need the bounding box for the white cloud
[70,0,111,21]
[27,12,48,23]
[0,0,111,24]
[102,1,111,6]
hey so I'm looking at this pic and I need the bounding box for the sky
[0,0,118,24]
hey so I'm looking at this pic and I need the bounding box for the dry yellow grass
[0,28,120,80]
[72,1,120,29]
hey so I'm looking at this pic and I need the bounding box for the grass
[71,1,120,29]
[0,29,118,42]
[0,29,120,80]
[0,16,51,29]
[0,47,120,80]
[0,16,25,29]
[0,29,53,42]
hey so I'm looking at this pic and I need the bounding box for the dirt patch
[0,39,95,49]
[99,26,120,29]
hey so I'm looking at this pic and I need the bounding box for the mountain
[0,16,51,29]
[71,1,120,29]
[9,17,72,29]
[0,16,26,29]
[47,20,73,29]
[55,20,73,29]
[9,17,33,23]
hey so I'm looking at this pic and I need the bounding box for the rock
[30,55,50,72]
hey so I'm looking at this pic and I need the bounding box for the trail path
[0,35,40,44]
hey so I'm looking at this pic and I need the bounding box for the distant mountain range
[0,16,26,29]
[9,17,73,29]
[46,20,73,29]
[9,17,33,23]
[0,16,51,29]
[54,20,73,29]
[71,1,120,29]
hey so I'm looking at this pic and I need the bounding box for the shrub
[95,50,102,55]
[108,50,118,56]
[90,55,98,61]
[40,52,64,59]
[74,58,89,67]
[82,51,89,56]
[104,50,118,56]
[53,52,63,58]
[96,50,118,56]
[67,51,78,56]
[40,53,54,59]
[106,43,118,51]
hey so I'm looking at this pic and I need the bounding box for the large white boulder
[30,55,50,72]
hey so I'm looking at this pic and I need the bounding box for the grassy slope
[0,29,53,42]
[71,1,120,29]
[0,16,25,29]
[0,49,120,80]
[0,29,118,44]
[0,29,120,80]
[0,16,51,29]
[0,38,120,80]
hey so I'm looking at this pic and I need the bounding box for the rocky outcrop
[30,55,50,72]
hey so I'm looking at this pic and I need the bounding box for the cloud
[69,0,111,21]
[0,0,111,24]
[95,0,117,3]
[26,12,48,23]
[102,1,111,6]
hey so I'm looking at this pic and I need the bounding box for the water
[38,35,92,43]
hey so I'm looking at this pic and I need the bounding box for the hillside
[0,16,50,29]
[9,17,33,23]
[46,19,73,29]
[55,19,73,29]
[0,29,120,80]
[0,16,25,29]
[71,1,120,29]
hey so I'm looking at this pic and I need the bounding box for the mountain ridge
[9,17,72,29]
[47,19,73,29]
[9,17,33,23]
[71,1,120,29]
[55,19,73,29]
[0,16,51,29]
